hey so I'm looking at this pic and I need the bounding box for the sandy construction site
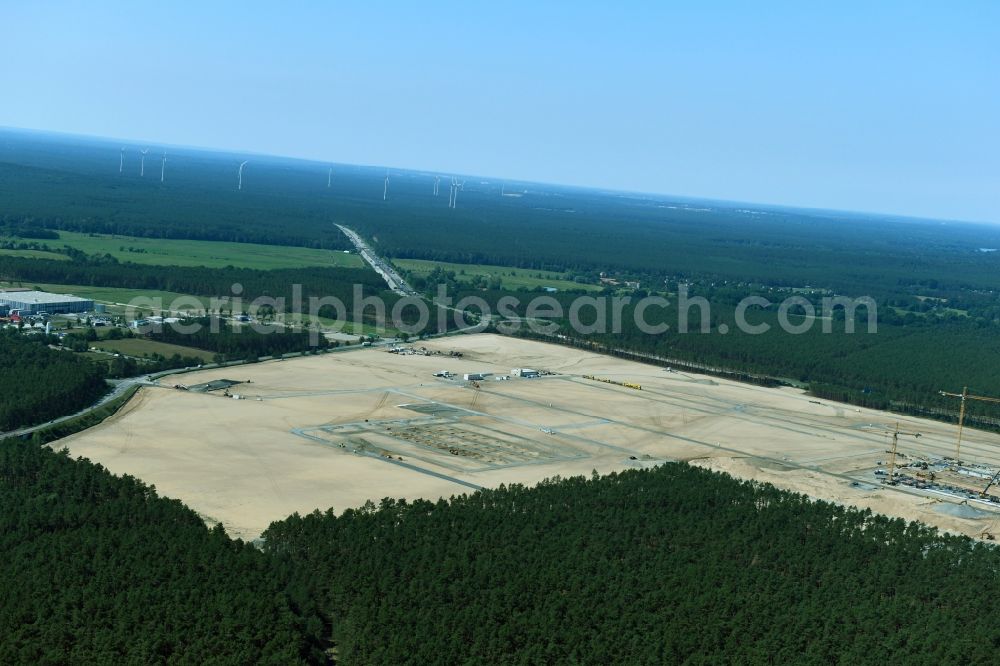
[60,334,1000,540]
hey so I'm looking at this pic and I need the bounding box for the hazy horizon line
[1,123,995,229]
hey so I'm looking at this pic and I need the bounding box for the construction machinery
[980,469,1000,499]
[583,375,642,390]
[939,387,1000,466]
[876,422,922,486]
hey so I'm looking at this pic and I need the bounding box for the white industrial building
[0,290,94,315]
[512,368,540,378]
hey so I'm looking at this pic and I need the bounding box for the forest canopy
[0,332,107,431]
[4,439,1000,663]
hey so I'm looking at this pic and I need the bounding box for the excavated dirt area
[60,334,1000,540]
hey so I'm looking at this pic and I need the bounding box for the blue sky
[1,2,998,222]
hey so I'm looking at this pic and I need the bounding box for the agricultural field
[394,258,603,292]
[60,334,1000,541]
[91,337,216,363]
[0,231,363,270]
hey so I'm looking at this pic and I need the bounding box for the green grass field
[2,231,364,270]
[394,259,602,292]
[92,338,216,362]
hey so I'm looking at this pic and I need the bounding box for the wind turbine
[119,147,125,174]
[327,167,332,188]
[139,149,148,177]
[433,175,440,196]
[383,170,389,201]
[238,161,248,190]
[160,153,167,183]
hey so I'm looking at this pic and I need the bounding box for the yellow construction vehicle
[583,375,641,390]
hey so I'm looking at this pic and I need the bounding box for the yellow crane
[939,387,1000,465]
[877,422,922,486]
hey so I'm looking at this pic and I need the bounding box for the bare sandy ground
[59,334,1000,540]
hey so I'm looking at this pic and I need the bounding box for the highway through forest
[336,224,417,296]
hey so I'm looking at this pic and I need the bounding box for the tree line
[148,317,329,361]
[0,253,388,318]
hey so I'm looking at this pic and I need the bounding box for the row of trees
[0,253,386,310]
[148,317,329,359]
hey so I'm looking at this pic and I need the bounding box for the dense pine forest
[6,129,1000,304]
[261,465,1000,664]
[0,129,352,250]
[5,443,1000,664]
[0,442,321,663]
[0,333,107,431]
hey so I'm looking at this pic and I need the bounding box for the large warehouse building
[0,290,95,315]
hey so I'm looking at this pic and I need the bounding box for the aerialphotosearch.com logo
[124,283,878,343]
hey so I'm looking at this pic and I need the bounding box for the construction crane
[939,387,1000,465]
[980,469,1000,499]
[876,422,922,485]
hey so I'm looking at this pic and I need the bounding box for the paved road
[0,375,154,440]
[0,354,273,441]
[336,224,417,296]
